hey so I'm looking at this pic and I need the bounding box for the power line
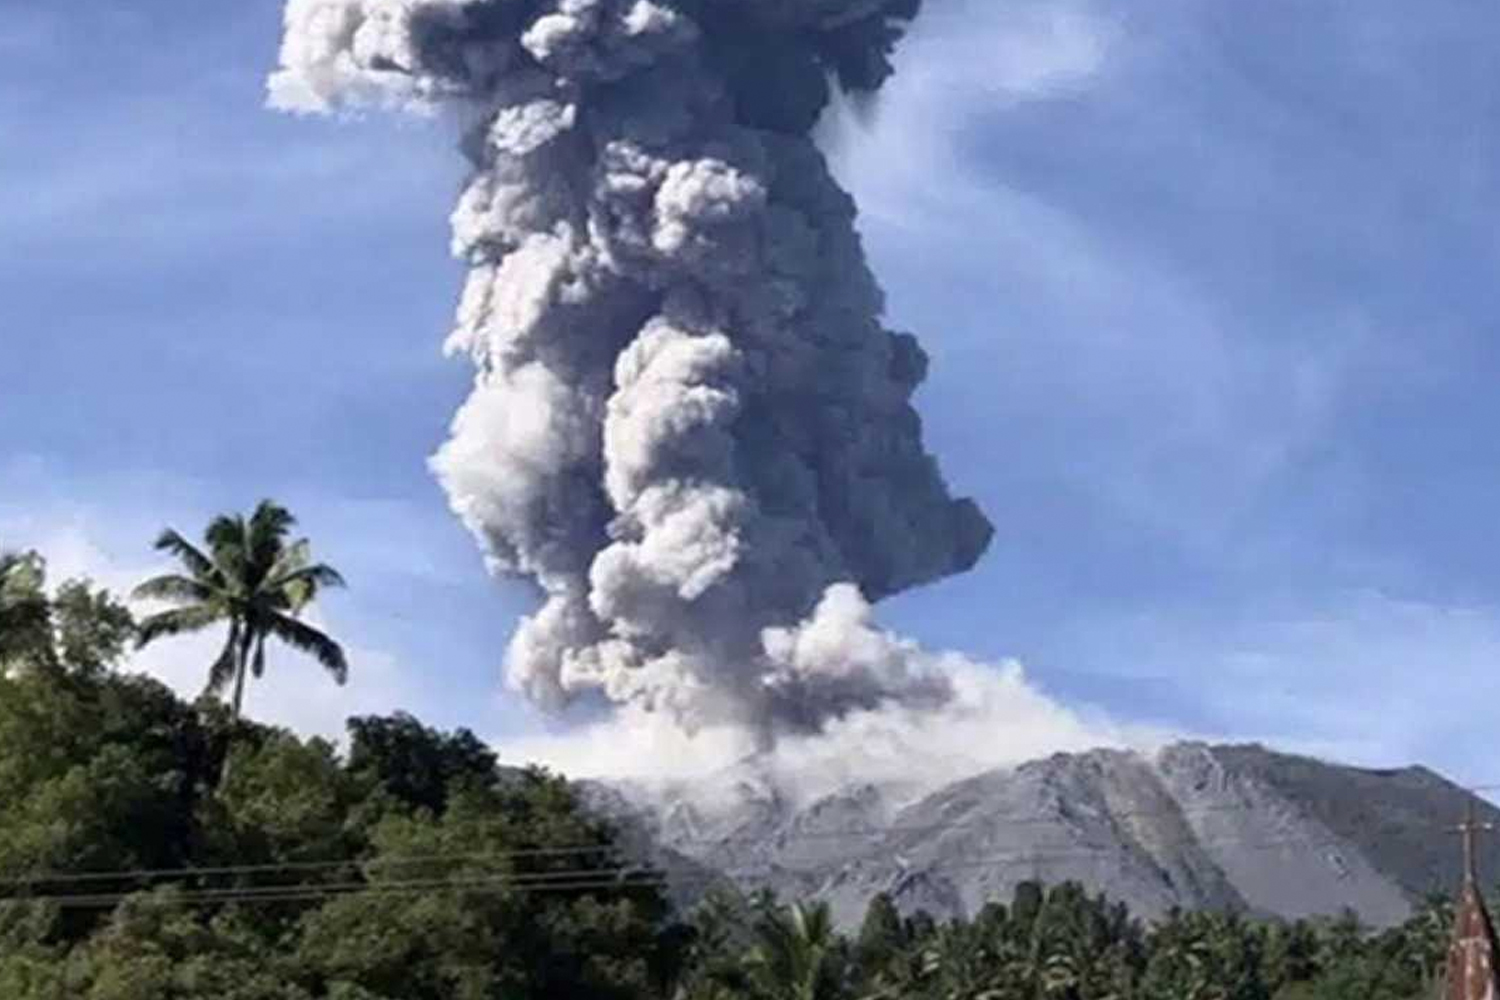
[12,811,1500,913]
[3,781,1497,892]
[6,873,682,911]
[0,843,629,889]
[0,830,1410,911]
[0,803,1295,891]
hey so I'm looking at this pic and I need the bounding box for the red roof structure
[1447,801,1499,1000]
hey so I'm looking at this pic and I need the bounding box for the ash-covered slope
[595,742,1499,928]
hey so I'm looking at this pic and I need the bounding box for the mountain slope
[598,741,1500,928]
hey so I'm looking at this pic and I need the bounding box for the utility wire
[7,781,1497,892]
[0,844,632,888]
[0,830,1418,910]
[4,874,681,911]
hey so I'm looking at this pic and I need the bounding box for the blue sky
[3,1,1498,789]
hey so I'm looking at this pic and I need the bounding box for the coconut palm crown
[133,500,347,719]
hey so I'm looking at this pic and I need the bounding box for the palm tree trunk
[230,656,248,721]
[219,630,253,789]
[230,629,251,721]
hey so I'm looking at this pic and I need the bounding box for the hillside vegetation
[0,547,1488,999]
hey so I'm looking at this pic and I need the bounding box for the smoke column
[269,0,993,746]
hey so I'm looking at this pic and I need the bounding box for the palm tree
[133,500,348,720]
[745,901,847,1000]
[919,921,1010,1000]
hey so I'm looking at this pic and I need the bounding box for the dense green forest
[0,539,1488,999]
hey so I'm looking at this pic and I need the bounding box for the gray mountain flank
[588,741,1500,928]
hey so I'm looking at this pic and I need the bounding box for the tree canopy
[0,664,679,1000]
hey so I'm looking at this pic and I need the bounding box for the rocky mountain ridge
[582,741,1500,928]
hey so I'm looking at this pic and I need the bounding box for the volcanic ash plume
[269,0,993,742]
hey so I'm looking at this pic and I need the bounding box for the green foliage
[67,893,312,1000]
[0,610,679,999]
[1141,909,1269,1000]
[741,901,847,1000]
[344,712,496,816]
[681,876,1484,1000]
[0,671,211,896]
[296,770,670,1000]
[211,733,359,869]
[672,887,770,997]
[853,891,905,987]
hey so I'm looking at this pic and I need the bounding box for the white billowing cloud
[500,578,1500,803]
[499,584,1173,806]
